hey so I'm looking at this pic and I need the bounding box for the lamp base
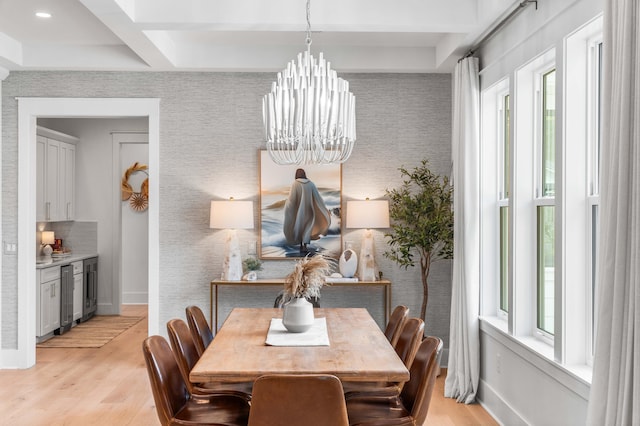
[42,244,53,257]
[222,230,243,281]
[358,230,379,281]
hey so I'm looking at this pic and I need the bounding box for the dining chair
[185,305,213,356]
[346,336,441,426]
[384,305,409,347]
[343,317,424,396]
[166,318,253,398]
[142,335,250,426]
[248,374,349,426]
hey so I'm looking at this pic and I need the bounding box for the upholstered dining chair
[345,336,441,426]
[248,374,349,426]
[166,318,253,398]
[185,305,213,356]
[142,335,250,426]
[384,305,409,347]
[343,317,424,396]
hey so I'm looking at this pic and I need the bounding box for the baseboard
[122,292,148,304]
[477,378,527,425]
[0,349,29,369]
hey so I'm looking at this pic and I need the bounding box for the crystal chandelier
[262,0,356,165]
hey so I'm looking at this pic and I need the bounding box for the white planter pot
[282,297,314,333]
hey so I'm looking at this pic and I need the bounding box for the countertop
[36,253,98,269]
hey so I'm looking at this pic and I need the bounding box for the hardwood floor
[0,305,497,425]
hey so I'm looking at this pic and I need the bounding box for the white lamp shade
[346,200,390,229]
[210,200,254,229]
[42,231,55,245]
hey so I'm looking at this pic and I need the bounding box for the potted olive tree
[384,159,454,321]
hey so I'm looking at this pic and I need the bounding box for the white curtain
[444,57,480,404]
[586,0,640,424]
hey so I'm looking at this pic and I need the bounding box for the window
[587,40,603,361]
[536,69,556,336]
[479,15,603,387]
[499,94,510,313]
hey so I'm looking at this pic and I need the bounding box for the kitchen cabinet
[36,265,61,340]
[36,126,78,222]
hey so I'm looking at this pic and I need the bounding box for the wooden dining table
[189,307,410,384]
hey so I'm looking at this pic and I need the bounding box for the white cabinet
[36,126,78,222]
[37,266,61,339]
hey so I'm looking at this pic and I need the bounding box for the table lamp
[41,231,55,257]
[210,199,254,280]
[346,199,390,281]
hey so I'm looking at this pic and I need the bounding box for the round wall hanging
[121,162,149,212]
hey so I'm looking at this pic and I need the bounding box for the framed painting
[259,151,342,259]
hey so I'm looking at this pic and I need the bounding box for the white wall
[37,118,149,314]
[476,0,602,424]
[119,138,149,304]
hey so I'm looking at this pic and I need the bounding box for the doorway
[14,98,160,368]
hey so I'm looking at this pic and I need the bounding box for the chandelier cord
[305,0,312,49]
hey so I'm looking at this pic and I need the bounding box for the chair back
[142,335,189,426]
[248,374,349,426]
[394,317,424,368]
[166,318,200,395]
[400,336,441,424]
[185,305,213,356]
[384,305,409,347]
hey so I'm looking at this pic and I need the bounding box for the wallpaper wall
[1,71,452,355]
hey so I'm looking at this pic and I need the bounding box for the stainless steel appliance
[81,257,98,322]
[57,264,74,334]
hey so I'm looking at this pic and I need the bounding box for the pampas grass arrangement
[284,254,331,299]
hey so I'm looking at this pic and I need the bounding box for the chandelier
[262,0,356,165]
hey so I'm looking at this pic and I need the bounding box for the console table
[209,279,392,332]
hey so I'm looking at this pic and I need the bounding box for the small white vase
[282,297,314,333]
[339,248,358,278]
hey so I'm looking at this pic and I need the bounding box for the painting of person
[260,151,341,259]
[283,168,331,254]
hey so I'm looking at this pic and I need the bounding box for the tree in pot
[384,159,454,321]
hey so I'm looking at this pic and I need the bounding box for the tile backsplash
[36,221,98,257]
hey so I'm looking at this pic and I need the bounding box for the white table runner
[265,317,330,346]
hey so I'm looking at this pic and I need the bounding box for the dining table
[189,307,410,384]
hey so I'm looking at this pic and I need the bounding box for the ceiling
[0,0,518,73]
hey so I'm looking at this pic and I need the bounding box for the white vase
[339,248,358,278]
[282,297,314,333]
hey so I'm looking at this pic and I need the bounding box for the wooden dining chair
[384,305,409,347]
[346,336,441,426]
[166,318,253,399]
[343,317,424,396]
[142,335,250,426]
[248,374,349,426]
[185,305,213,356]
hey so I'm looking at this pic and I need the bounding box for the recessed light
[35,11,52,18]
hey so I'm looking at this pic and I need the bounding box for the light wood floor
[0,305,497,425]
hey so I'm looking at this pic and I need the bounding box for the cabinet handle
[46,202,50,221]
[51,283,55,297]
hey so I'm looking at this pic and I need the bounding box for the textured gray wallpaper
[1,71,452,354]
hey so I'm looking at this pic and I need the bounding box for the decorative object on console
[282,254,330,332]
[338,242,358,278]
[41,231,55,257]
[384,159,454,321]
[121,162,149,212]
[210,199,254,281]
[242,257,262,281]
[262,0,356,166]
[346,199,390,281]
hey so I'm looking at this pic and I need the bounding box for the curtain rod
[459,0,538,62]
